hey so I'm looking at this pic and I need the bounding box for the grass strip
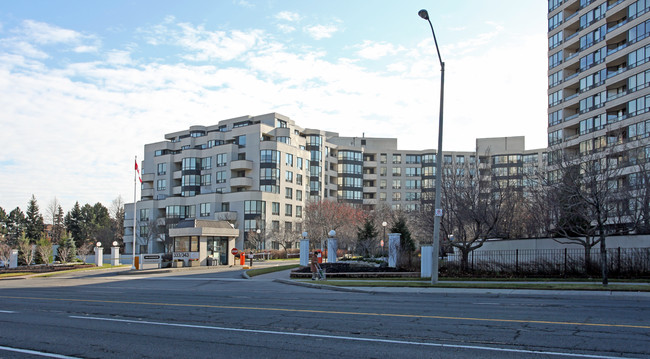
[247,264,300,277]
[304,280,650,292]
[0,272,35,278]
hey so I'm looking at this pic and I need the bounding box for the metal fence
[445,247,650,276]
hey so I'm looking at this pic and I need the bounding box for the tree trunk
[461,249,470,273]
[584,244,591,274]
[600,234,608,286]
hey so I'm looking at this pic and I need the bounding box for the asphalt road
[0,267,648,358]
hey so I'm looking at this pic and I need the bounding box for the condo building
[547,0,650,186]
[124,113,545,257]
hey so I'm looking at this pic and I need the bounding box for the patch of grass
[247,264,300,277]
[304,280,650,292]
[441,277,650,283]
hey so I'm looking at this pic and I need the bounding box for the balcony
[230,177,254,188]
[230,159,253,170]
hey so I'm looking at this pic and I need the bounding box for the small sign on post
[231,248,238,255]
[435,208,443,217]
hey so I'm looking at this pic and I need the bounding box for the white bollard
[9,249,18,268]
[300,239,310,267]
[111,246,120,266]
[327,238,338,263]
[94,247,104,267]
[420,245,432,278]
[388,233,401,268]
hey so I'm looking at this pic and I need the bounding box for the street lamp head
[96,241,102,247]
[382,221,387,227]
[112,241,118,247]
[328,230,336,238]
[418,9,429,20]
[256,229,261,234]
[302,231,308,239]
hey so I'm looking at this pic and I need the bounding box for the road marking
[70,315,636,359]
[0,310,16,313]
[0,345,81,359]
[1,295,648,330]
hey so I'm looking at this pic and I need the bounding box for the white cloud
[304,24,339,40]
[19,20,83,44]
[356,40,403,60]
[141,19,263,61]
[276,24,296,34]
[275,11,301,22]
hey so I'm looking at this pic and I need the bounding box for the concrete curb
[273,279,371,293]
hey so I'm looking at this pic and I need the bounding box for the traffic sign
[231,248,238,255]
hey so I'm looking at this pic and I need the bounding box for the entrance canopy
[169,219,239,266]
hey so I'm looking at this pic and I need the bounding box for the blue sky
[0,0,547,215]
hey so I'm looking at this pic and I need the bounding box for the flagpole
[132,156,137,270]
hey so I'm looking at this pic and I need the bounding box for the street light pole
[419,9,445,284]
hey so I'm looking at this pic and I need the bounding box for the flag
[135,160,142,183]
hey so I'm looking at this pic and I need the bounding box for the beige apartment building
[547,1,650,194]
[124,113,545,256]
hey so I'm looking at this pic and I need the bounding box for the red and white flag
[135,160,142,183]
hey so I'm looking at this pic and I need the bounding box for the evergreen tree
[65,202,83,247]
[391,215,415,252]
[7,207,26,246]
[57,234,76,263]
[0,207,7,240]
[356,218,378,257]
[25,195,45,242]
[52,205,65,244]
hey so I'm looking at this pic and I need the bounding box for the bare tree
[18,234,35,266]
[77,242,95,263]
[544,148,627,286]
[0,242,11,268]
[37,238,54,265]
[46,198,60,226]
[304,200,365,250]
[439,162,509,272]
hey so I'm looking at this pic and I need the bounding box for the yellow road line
[1,295,648,330]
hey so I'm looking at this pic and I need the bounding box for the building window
[157,163,167,175]
[296,206,303,218]
[261,150,281,164]
[392,154,401,164]
[285,187,293,199]
[392,167,401,176]
[285,204,292,216]
[296,174,303,185]
[380,154,387,164]
[217,153,228,167]
[201,174,211,186]
[200,203,210,217]
[296,190,302,201]
[201,157,212,170]
[392,192,401,201]
[216,171,226,183]
[221,202,230,212]
[139,208,149,221]
[157,179,166,191]
[285,171,293,183]
[286,154,293,167]
[272,202,280,215]
[392,179,401,189]
[244,200,265,215]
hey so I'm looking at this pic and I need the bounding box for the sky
[0,0,548,217]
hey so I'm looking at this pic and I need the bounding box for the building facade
[124,113,545,255]
[548,0,650,199]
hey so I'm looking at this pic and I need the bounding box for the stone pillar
[388,233,401,268]
[111,246,120,266]
[327,238,337,264]
[9,249,18,268]
[420,245,432,278]
[300,239,309,267]
[94,246,104,267]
